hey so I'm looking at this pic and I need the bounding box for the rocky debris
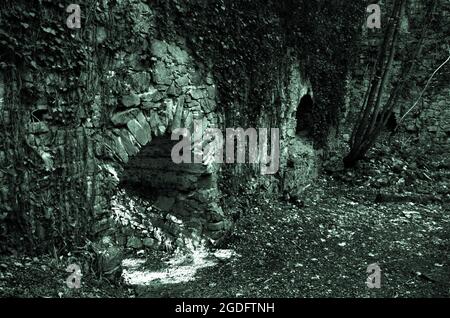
[282,138,318,199]
[93,236,124,279]
[327,136,450,204]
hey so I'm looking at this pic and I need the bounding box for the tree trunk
[344,0,437,168]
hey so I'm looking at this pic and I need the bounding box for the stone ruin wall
[0,1,320,262]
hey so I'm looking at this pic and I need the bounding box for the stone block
[135,111,152,135]
[207,85,216,99]
[153,61,172,85]
[151,40,168,58]
[175,74,190,87]
[116,129,140,157]
[143,237,156,248]
[94,244,123,278]
[127,119,150,146]
[193,188,218,203]
[130,72,152,92]
[27,122,49,134]
[168,44,189,64]
[201,98,216,113]
[207,221,225,231]
[142,100,160,110]
[121,93,141,107]
[170,97,185,131]
[110,135,129,163]
[140,87,158,100]
[111,108,141,125]
[189,88,204,100]
[148,111,166,136]
[167,83,182,96]
[127,236,143,249]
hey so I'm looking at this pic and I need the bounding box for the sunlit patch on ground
[122,246,238,286]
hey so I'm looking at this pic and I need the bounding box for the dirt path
[135,177,450,298]
[1,176,449,298]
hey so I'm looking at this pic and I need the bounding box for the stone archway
[96,40,231,256]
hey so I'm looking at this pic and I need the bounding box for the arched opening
[295,93,314,137]
[110,133,225,252]
[121,135,205,212]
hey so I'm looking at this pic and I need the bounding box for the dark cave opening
[296,93,314,137]
[117,134,220,220]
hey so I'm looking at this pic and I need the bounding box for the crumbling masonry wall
[0,0,319,256]
[0,1,229,253]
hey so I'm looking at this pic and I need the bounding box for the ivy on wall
[153,0,365,145]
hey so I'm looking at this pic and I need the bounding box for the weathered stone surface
[111,108,141,125]
[282,139,317,198]
[130,72,152,92]
[140,87,160,105]
[134,111,152,135]
[27,122,49,134]
[207,202,225,221]
[207,85,216,100]
[207,221,225,231]
[143,237,156,248]
[110,135,129,163]
[202,98,216,113]
[127,236,143,249]
[182,111,194,130]
[167,83,182,96]
[127,119,150,146]
[2,16,233,256]
[163,98,176,122]
[121,93,141,107]
[151,40,168,58]
[189,88,204,100]
[93,238,123,278]
[187,100,201,110]
[168,44,189,64]
[206,76,214,85]
[170,97,185,131]
[195,188,219,203]
[175,75,190,87]
[142,100,159,110]
[153,61,172,85]
[116,129,140,157]
[148,111,166,136]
